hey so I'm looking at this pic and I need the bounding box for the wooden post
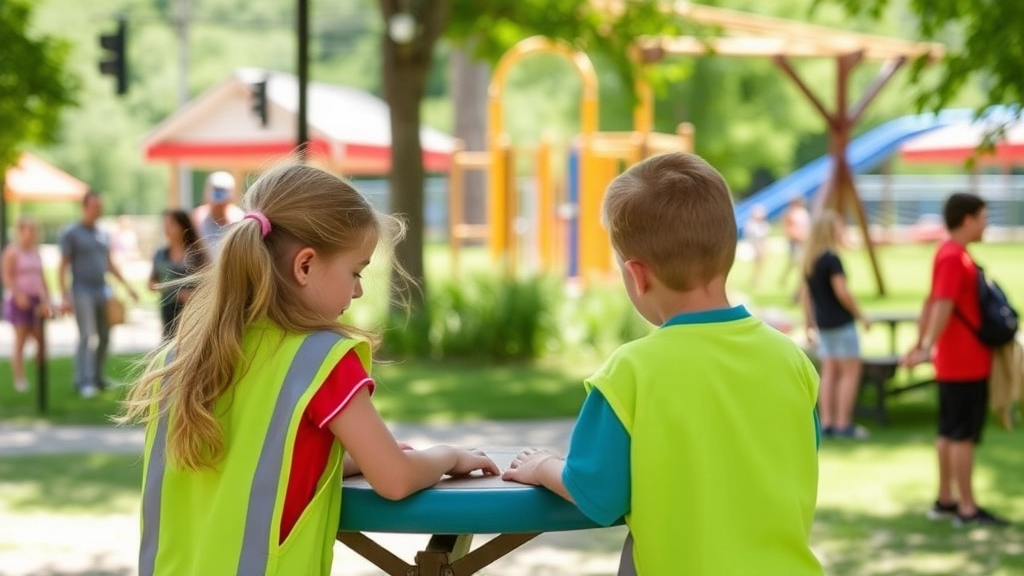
[503,143,518,277]
[449,139,465,278]
[773,52,898,296]
[536,136,553,271]
[881,159,894,241]
[168,163,181,208]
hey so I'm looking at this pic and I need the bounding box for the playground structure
[450,4,944,293]
[446,36,694,279]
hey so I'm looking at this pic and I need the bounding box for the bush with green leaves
[378,273,654,363]
[380,274,557,362]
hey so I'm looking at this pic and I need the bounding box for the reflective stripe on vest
[140,331,343,576]
[139,349,174,576]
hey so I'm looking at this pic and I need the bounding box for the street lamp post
[297,0,309,154]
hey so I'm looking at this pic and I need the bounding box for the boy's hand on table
[502,448,563,485]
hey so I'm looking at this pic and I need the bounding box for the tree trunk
[451,46,490,227]
[380,0,451,310]
[0,172,6,304]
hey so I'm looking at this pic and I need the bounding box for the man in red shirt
[903,193,1008,527]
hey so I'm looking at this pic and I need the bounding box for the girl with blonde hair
[2,216,52,392]
[800,209,871,439]
[121,164,497,576]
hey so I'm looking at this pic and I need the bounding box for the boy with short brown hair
[505,152,823,575]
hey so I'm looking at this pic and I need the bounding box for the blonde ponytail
[119,163,406,470]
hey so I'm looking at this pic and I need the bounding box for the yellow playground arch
[447,36,694,279]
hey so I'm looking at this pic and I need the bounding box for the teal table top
[339,449,620,534]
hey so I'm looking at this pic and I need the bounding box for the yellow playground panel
[447,36,694,279]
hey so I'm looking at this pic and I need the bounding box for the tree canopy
[823,0,1024,110]
[0,0,75,169]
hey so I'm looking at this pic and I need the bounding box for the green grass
[0,453,142,515]
[0,355,142,424]
[0,355,595,425]
[371,358,593,422]
[730,241,1024,315]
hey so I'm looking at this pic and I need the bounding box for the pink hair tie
[243,211,272,239]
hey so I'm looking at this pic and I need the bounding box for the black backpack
[956,266,1019,348]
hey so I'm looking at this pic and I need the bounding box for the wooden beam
[848,57,907,125]
[665,1,944,60]
[773,56,838,131]
[643,36,928,61]
[836,162,887,294]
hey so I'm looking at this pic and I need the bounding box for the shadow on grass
[1,356,590,426]
[372,359,591,423]
[814,506,1024,576]
[819,390,1024,576]
[0,454,141,514]
[0,355,143,425]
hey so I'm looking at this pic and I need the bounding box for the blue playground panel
[733,108,988,234]
[566,148,581,278]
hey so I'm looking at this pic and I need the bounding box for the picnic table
[857,355,936,424]
[802,311,935,424]
[855,311,938,423]
[338,448,621,576]
[867,310,920,355]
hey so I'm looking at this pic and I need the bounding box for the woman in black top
[800,209,871,439]
[149,209,208,340]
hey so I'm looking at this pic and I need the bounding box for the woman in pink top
[2,216,52,392]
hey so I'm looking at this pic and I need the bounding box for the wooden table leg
[337,531,414,576]
[889,322,898,356]
[449,533,539,576]
[416,534,473,576]
[339,531,539,576]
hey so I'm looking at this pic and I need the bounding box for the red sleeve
[306,350,374,429]
[931,252,964,301]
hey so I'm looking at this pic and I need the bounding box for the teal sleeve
[562,389,631,526]
[814,409,821,451]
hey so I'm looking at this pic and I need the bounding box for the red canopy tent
[900,116,1024,166]
[3,153,88,203]
[142,68,456,207]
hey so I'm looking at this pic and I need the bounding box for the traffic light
[250,79,269,127]
[99,17,128,95]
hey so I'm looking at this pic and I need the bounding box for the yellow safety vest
[139,320,369,576]
[588,315,822,575]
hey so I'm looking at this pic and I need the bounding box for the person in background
[800,209,871,440]
[743,204,771,289]
[58,190,139,398]
[192,171,244,258]
[779,197,811,290]
[903,192,1009,527]
[149,209,209,340]
[2,216,52,392]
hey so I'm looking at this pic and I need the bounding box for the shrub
[379,274,559,362]
[376,273,654,363]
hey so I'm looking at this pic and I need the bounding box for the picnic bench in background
[857,355,936,424]
[856,311,935,424]
[803,310,936,424]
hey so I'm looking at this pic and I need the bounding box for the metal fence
[856,174,1024,228]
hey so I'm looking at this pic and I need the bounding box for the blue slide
[734,108,979,229]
